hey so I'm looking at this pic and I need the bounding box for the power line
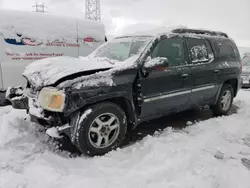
[85,0,101,22]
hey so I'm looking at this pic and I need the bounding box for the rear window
[186,38,214,64]
[218,40,238,61]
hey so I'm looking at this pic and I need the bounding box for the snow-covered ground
[1,90,250,188]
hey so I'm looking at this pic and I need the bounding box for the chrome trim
[144,90,191,103]
[143,84,215,103]
[192,85,215,92]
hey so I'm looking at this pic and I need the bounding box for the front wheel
[71,102,127,156]
[210,84,234,116]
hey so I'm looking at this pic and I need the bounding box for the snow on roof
[118,25,188,37]
[0,9,105,43]
[118,25,228,39]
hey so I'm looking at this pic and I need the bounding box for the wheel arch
[214,78,238,104]
[108,97,138,131]
[224,78,238,97]
[67,95,138,132]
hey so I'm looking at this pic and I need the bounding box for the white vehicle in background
[0,10,106,104]
[241,53,250,88]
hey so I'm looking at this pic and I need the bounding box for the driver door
[139,36,191,118]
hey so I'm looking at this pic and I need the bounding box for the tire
[71,102,127,156]
[211,84,234,116]
[0,99,10,106]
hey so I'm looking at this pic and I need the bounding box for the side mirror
[158,57,169,66]
[144,57,169,68]
[141,57,169,77]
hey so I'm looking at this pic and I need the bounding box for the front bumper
[30,115,71,137]
[7,86,71,138]
[28,101,71,137]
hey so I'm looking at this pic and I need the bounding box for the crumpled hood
[23,56,115,89]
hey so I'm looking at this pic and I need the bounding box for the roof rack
[172,28,228,38]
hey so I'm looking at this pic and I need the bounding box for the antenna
[32,2,48,13]
[85,0,101,22]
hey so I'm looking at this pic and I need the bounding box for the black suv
[7,28,242,156]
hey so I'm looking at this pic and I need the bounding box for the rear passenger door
[186,38,219,106]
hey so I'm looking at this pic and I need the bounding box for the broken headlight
[38,87,65,112]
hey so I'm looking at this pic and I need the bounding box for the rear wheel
[211,84,234,116]
[71,102,127,156]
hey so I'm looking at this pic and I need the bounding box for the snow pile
[0,9,105,43]
[1,90,250,188]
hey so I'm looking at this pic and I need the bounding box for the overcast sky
[0,0,250,47]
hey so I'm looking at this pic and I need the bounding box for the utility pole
[85,0,101,22]
[33,2,47,13]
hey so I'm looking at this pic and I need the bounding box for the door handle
[181,74,189,79]
[214,70,220,74]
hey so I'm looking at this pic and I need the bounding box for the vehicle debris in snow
[214,150,224,160]
[46,127,62,138]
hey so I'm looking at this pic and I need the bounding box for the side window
[151,38,185,67]
[205,40,215,61]
[219,40,237,60]
[187,38,211,63]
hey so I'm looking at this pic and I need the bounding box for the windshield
[242,56,250,66]
[92,36,152,62]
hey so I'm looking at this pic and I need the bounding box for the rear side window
[219,40,237,60]
[186,38,214,64]
[151,38,186,67]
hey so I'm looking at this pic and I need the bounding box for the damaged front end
[6,86,71,138]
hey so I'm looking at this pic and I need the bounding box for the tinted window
[187,38,213,63]
[151,38,185,67]
[205,40,215,60]
[219,40,237,60]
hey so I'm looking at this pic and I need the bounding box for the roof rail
[172,28,228,38]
